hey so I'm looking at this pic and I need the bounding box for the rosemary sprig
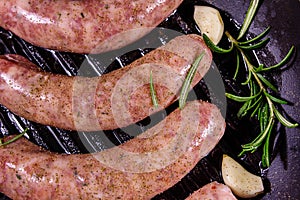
[203,0,298,167]
[0,128,28,147]
[150,70,159,108]
[179,52,205,109]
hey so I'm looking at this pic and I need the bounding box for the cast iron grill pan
[1,0,299,199]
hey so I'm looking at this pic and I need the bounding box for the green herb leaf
[233,51,240,80]
[241,68,252,85]
[262,121,273,168]
[238,26,271,45]
[179,52,205,109]
[259,46,295,72]
[150,71,159,108]
[16,174,22,180]
[273,106,299,128]
[242,117,273,150]
[239,37,270,50]
[0,128,28,147]
[237,0,261,40]
[256,73,278,92]
[250,101,262,118]
[226,90,261,102]
[203,34,233,53]
[238,95,263,118]
[264,92,288,105]
[237,101,251,118]
[259,103,269,131]
[254,63,264,72]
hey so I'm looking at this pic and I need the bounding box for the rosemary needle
[150,70,159,108]
[0,128,28,147]
[179,52,205,109]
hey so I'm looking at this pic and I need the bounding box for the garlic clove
[222,154,264,198]
[193,6,224,45]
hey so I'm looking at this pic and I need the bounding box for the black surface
[209,1,300,199]
[0,0,299,199]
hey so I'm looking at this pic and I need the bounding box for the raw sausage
[0,0,183,53]
[0,34,212,131]
[0,100,225,200]
[186,181,237,200]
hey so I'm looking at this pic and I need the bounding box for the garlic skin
[193,6,224,45]
[222,154,264,198]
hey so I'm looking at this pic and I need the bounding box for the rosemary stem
[226,31,266,90]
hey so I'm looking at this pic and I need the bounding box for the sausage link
[0,0,183,53]
[186,182,237,200]
[0,100,225,200]
[0,34,212,131]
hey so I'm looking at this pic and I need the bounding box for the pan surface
[0,0,299,199]
[213,1,300,199]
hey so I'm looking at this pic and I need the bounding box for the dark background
[210,1,300,199]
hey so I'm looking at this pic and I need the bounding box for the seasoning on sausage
[0,100,225,200]
[0,34,212,131]
[0,0,183,53]
[186,181,237,200]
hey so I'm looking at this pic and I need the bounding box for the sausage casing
[0,100,225,199]
[0,34,212,131]
[0,0,183,53]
